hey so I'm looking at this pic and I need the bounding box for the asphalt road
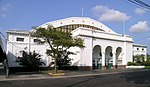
[0,70,150,87]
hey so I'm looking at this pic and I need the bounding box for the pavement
[0,68,149,81]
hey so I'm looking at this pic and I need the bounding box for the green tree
[0,46,6,63]
[147,54,150,61]
[31,25,84,73]
[133,54,145,63]
[16,51,45,70]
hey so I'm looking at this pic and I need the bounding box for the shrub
[16,51,45,71]
[127,62,141,66]
[142,60,150,66]
[0,46,6,63]
[145,66,150,69]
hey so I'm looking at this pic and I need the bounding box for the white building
[133,44,147,61]
[133,44,147,56]
[6,17,146,70]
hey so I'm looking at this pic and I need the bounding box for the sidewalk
[0,69,149,81]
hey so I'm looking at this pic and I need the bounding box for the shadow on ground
[65,75,102,87]
[121,70,150,84]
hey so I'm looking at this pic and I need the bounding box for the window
[34,39,38,43]
[142,48,144,51]
[137,48,139,50]
[16,37,24,42]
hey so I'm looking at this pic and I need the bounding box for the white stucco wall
[80,37,93,66]
[133,44,147,56]
[72,27,133,66]
[6,32,50,67]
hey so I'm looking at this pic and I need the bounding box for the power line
[128,0,150,10]
[0,32,5,39]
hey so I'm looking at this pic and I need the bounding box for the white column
[28,34,31,53]
[123,35,127,65]
[102,52,105,66]
[113,52,116,66]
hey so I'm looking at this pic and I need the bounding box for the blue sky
[0,0,150,53]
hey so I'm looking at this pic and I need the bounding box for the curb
[0,69,149,81]
[48,73,65,76]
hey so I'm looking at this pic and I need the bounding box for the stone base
[113,65,117,69]
[113,65,126,69]
[78,66,92,71]
[78,65,126,71]
[116,65,126,69]
[102,66,106,70]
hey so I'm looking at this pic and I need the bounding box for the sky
[0,0,150,53]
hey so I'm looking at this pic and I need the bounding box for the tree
[0,46,6,63]
[31,25,84,73]
[147,54,150,61]
[133,54,145,63]
[16,51,45,70]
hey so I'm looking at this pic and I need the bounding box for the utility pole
[81,8,84,17]
[123,14,127,65]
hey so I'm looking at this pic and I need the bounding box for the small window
[34,39,38,43]
[16,37,24,42]
[142,48,144,51]
[137,48,139,50]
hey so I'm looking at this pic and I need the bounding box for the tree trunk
[54,57,57,73]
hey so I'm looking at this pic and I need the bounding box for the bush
[142,60,150,66]
[127,62,141,66]
[0,46,6,63]
[145,66,150,69]
[16,51,45,70]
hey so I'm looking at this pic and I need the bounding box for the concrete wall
[7,32,50,67]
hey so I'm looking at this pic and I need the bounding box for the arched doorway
[116,47,122,68]
[105,46,113,69]
[93,45,102,70]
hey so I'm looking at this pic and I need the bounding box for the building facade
[133,44,147,61]
[6,17,146,70]
[133,44,147,56]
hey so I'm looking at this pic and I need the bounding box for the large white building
[6,17,147,70]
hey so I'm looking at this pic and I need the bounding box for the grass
[145,66,150,69]
[0,69,5,75]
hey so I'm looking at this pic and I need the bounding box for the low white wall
[126,66,145,69]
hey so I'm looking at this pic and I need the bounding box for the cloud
[0,14,6,18]
[147,38,150,40]
[92,5,131,22]
[129,21,149,33]
[135,8,146,15]
[0,3,11,18]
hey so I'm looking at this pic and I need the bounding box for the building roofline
[40,17,117,34]
[7,30,29,34]
[133,43,147,48]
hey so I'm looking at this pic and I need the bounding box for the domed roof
[40,17,117,34]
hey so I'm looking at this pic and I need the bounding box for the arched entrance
[105,46,113,69]
[93,45,102,70]
[116,47,122,68]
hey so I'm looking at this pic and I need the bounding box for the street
[0,70,150,87]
